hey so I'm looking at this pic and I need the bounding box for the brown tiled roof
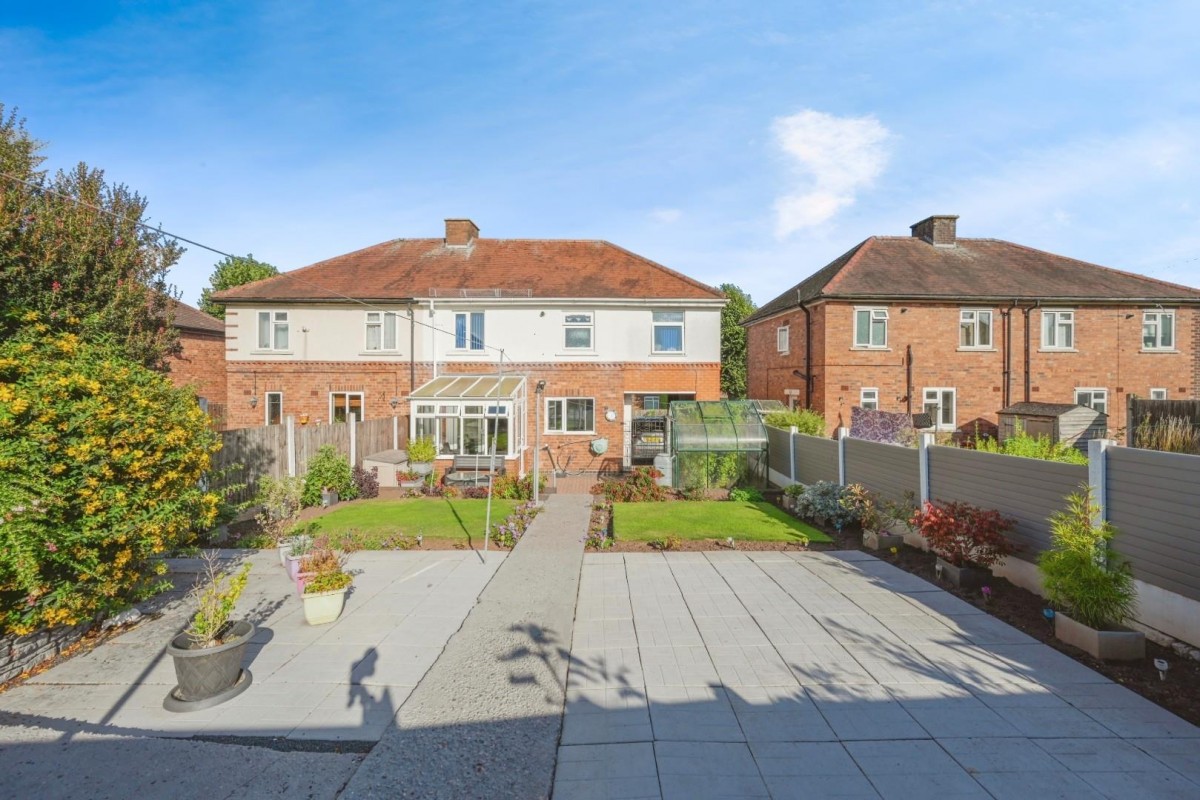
[170,298,224,334]
[746,236,1200,324]
[211,238,723,302]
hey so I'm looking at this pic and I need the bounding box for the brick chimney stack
[445,219,479,247]
[910,215,958,247]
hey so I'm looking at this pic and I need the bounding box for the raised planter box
[863,530,906,551]
[1055,612,1146,661]
[936,558,991,591]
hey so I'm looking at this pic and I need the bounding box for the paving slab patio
[0,547,503,744]
[553,551,1200,800]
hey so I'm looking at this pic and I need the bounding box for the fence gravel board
[794,435,839,485]
[927,446,1087,560]
[844,439,920,503]
[1107,446,1200,603]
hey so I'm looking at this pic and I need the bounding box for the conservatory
[667,399,782,489]
[409,375,527,459]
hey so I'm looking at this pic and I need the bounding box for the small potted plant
[164,554,254,712]
[285,534,313,580]
[912,500,1015,590]
[1039,489,1143,660]
[301,540,354,625]
[406,436,438,476]
[841,484,902,551]
[396,469,424,490]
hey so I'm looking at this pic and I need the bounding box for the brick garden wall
[0,623,92,685]
[167,329,227,408]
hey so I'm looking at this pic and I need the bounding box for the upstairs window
[777,325,790,353]
[1075,388,1108,415]
[959,309,993,348]
[652,311,684,353]
[257,310,289,350]
[860,388,879,411]
[366,311,398,351]
[454,312,485,350]
[564,312,594,349]
[1143,310,1175,350]
[1042,310,1074,349]
[854,308,888,348]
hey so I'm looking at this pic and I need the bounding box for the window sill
[650,351,687,357]
[446,349,488,355]
[957,347,997,352]
[1038,348,1078,353]
[1140,348,1178,354]
[777,350,790,356]
[359,351,403,356]
[544,430,597,436]
[850,346,891,352]
[250,350,294,356]
[556,351,599,357]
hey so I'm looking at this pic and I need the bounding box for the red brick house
[744,215,1200,437]
[211,219,724,475]
[165,299,227,427]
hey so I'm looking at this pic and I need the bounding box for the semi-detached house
[744,215,1200,437]
[211,219,725,476]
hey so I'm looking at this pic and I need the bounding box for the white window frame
[453,311,486,351]
[545,397,596,434]
[959,309,993,349]
[563,311,595,350]
[265,391,283,426]
[365,311,398,351]
[854,307,889,349]
[922,387,957,430]
[652,311,685,354]
[1041,309,1075,350]
[256,310,290,351]
[1074,387,1108,415]
[776,325,790,354]
[860,387,879,411]
[329,391,365,424]
[1142,310,1176,351]
[1150,388,1168,400]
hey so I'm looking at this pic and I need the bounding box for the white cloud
[771,109,891,237]
[649,207,683,224]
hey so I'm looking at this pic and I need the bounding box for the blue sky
[4,1,1200,308]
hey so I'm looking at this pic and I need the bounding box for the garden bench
[444,454,506,487]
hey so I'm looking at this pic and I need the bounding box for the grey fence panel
[794,435,839,485]
[767,425,793,479]
[844,439,920,504]
[1107,446,1200,603]
[927,446,1087,560]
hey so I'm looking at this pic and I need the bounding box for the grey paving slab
[939,736,1067,773]
[728,686,836,742]
[1077,770,1200,800]
[646,685,745,742]
[751,741,879,800]
[1036,736,1174,772]
[973,769,1106,800]
[1132,737,1200,781]
[554,742,662,800]
[562,689,653,745]
[655,741,770,799]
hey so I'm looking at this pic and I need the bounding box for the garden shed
[997,402,1107,451]
[666,399,781,489]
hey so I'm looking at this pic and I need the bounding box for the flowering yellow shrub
[0,319,220,635]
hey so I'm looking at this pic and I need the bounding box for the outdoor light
[417,534,424,547]
[1155,658,1169,681]
[935,562,944,581]
[249,395,258,409]
[535,380,546,394]
[726,537,735,549]
[389,396,400,409]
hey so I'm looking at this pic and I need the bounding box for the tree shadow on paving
[500,622,645,704]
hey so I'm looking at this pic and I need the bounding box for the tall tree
[0,105,183,369]
[719,283,756,399]
[199,254,278,319]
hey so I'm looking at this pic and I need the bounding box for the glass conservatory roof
[410,375,526,400]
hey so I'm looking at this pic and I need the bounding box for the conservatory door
[623,398,632,468]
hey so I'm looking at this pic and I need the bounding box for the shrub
[254,475,304,546]
[648,535,683,551]
[1038,488,1136,630]
[973,430,1087,464]
[352,465,380,500]
[599,467,668,503]
[490,501,541,548]
[840,484,885,534]
[912,500,1015,569]
[728,487,765,502]
[491,473,546,501]
[764,408,825,436]
[185,555,251,647]
[678,485,706,500]
[676,452,744,489]
[0,323,221,636]
[407,437,438,463]
[1134,415,1200,454]
[462,486,490,499]
[882,491,919,534]
[301,445,358,507]
[305,570,353,593]
[793,482,855,529]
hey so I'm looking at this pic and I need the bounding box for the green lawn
[613,501,831,543]
[309,498,517,547]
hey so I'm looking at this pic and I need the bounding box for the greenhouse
[666,399,784,489]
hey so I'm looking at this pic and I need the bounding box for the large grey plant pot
[164,620,255,711]
[1055,612,1145,661]
[863,530,906,551]
[936,558,991,591]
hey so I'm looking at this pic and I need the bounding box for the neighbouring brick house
[211,219,724,475]
[165,298,228,427]
[744,215,1200,438]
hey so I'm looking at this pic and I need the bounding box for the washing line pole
[483,349,506,554]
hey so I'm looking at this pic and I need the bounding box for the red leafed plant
[911,500,1016,569]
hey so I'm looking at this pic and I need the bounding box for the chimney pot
[444,218,479,247]
[910,215,958,247]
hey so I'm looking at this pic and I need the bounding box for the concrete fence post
[837,427,849,485]
[789,426,798,485]
[392,415,399,450]
[918,432,934,506]
[286,415,297,478]
[349,413,358,467]
[1088,438,1113,529]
